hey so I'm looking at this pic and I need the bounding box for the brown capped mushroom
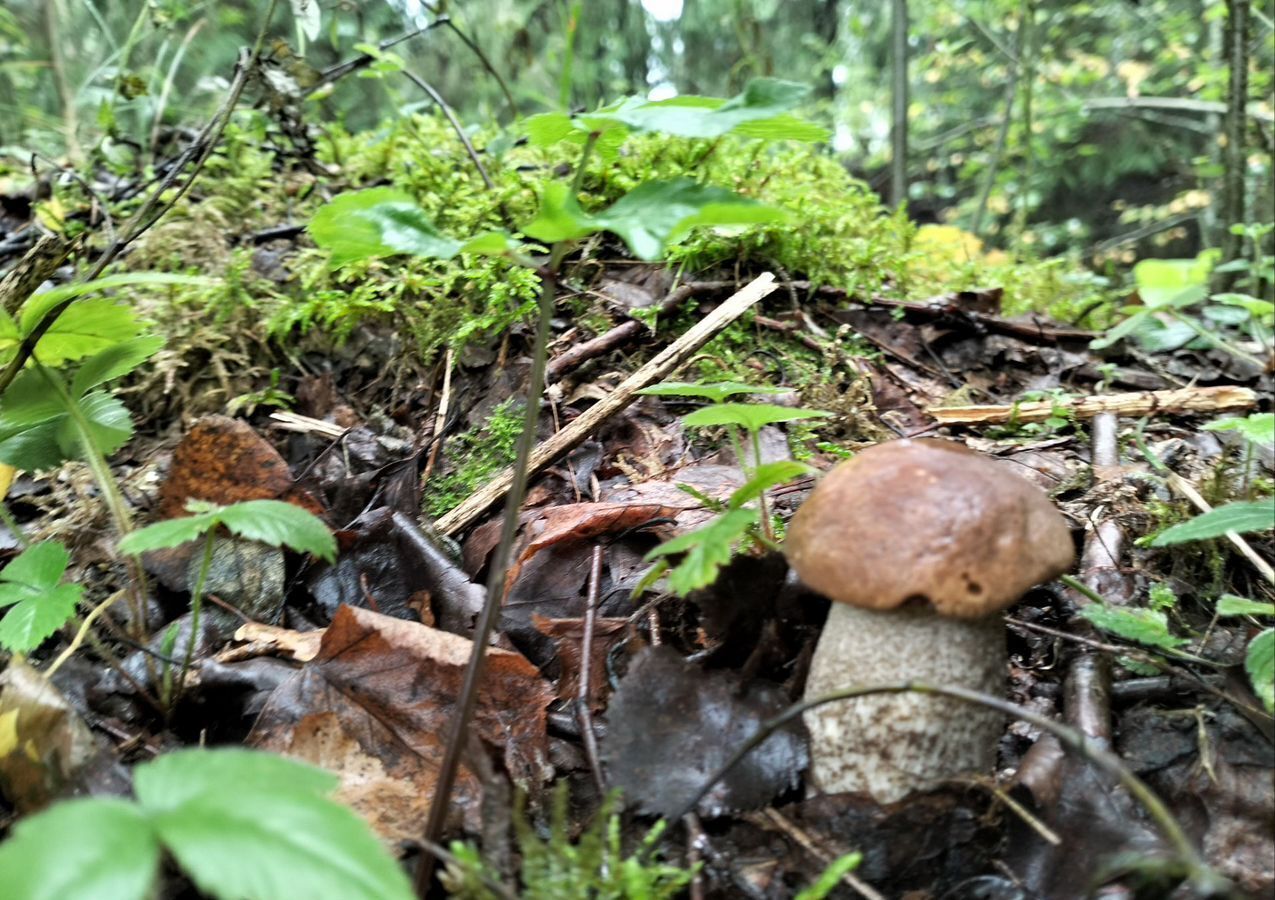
[784,439,1074,803]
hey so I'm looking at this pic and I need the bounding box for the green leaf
[795,852,863,900]
[70,336,165,396]
[1089,308,1151,350]
[1132,256,1212,307]
[16,273,209,335]
[1216,594,1275,618]
[3,300,142,369]
[0,540,82,652]
[217,500,337,562]
[135,750,411,900]
[1148,501,1274,546]
[645,507,758,595]
[56,390,135,459]
[1203,413,1275,447]
[594,179,787,261]
[0,354,142,469]
[0,365,67,429]
[0,798,159,900]
[118,500,335,563]
[523,179,786,262]
[1245,628,1274,714]
[0,582,82,652]
[637,381,786,403]
[522,112,578,146]
[1211,293,1275,320]
[728,460,815,509]
[588,79,816,139]
[309,188,463,266]
[0,539,71,589]
[681,402,832,433]
[134,749,338,811]
[1079,604,1187,651]
[459,231,518,256]
[520,182,598,244]
[117,511,221,555]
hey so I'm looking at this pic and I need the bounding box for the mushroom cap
[784,439,1074,618]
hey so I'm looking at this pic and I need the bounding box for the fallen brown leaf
[249,605,554,843]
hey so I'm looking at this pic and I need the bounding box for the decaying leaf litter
[0,77,1271,900]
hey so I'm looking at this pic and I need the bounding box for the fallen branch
[927,385,1257,425]
[433,273,778,535]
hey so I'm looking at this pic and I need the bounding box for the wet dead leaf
[158,415,321,518]
[249,605,553,842]
[232,622,324,662]
[602,645,807,819]
[0,660,127,812]
[505,502,679,594]
[531,614,628,709]
[147,415,325,590]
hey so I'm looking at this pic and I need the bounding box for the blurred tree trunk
[890,0,908,207]
[1218,0,1250,278]
[813,0,840,99]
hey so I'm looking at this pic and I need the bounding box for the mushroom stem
[803,602,1006,802]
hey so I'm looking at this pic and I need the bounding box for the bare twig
[400,68,495,191]
[433,273,778,535]
[746,808,887,900]
[576,544,607,794]
[926,385,1257,425]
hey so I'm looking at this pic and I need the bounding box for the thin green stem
[175,531,217,709]
[1167,310,1265,369]
[34,364,149,640]
[572,132,601,194]
[749,428,774,542]
[0,501,29,549]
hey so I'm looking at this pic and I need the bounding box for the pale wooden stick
[421,346,455,485]
[746,808,886,900]
[927,385,1257,425]
[1163,471,1275,584]
[434,273,778,535]
[269,410,348,438]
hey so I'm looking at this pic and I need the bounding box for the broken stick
[434,272,779,535]
[927,385,1257,426]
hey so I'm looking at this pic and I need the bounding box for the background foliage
[2,0,1271,276]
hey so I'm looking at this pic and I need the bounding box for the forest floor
[0,109,1271,900]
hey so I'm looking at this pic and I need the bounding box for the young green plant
[636,381,830,595]
[0,748,413,900]
[116,498,336,701]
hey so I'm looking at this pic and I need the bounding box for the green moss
[118,110,1107,374]
[424,399,525,518]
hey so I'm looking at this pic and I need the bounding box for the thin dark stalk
[441,18,519,118]
[400,68,495,191]
[414,248,566,894]
[668,681,1228,895]
[890,0,909,206]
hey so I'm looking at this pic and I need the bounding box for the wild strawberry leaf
[681,402,832,433]
[119,500,335,563]
[0,542,83,652]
